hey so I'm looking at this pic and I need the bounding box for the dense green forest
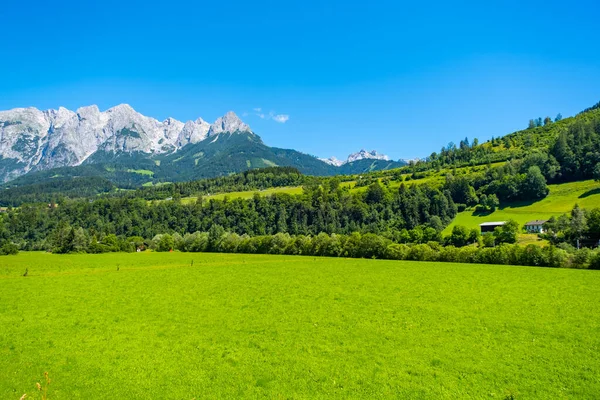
[0,181,456,249]
[0,167,312,206]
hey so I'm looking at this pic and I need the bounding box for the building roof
[479,221,506,226]
[525,220,548,226]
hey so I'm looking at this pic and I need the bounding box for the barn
[479,221,506,233]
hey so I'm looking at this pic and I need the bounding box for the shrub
[407,244,438,261]
[359,233,390,259]
[0,242,19,255]
[447,225,470,247]
[385,243,409,260]
[494,220,519,244]
[543,246,569,268]
[482,233,495,248]
[589,250,600,270]
[520,244,547,267]
[571,248,591,268]
[155,234,174,252]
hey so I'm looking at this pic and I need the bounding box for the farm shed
[479,221,506,233]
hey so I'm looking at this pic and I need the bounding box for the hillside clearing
[179,186,304,203]
[444,179,600,234]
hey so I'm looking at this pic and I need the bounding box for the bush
[520,245,547,267]
[447,225,470,247]
[358,233,391,259]
[571,248,591,268]
[407,244,438,261]
[494,220,519,244]
[482,233,495,248]
[589,251,600,270]
[385,243,409,260]
[543,246,569,268]
[0,242,19,255]
[154,234,174,252]
[182,232,209,252]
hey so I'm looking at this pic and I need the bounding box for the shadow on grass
[497,198,539,210]
[579,188,600,199]
[473,209,494,217]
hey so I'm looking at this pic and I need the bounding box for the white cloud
[244,107,290,123]
[272,114,289,123]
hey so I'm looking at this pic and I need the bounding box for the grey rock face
[208,111,252,136]
[0,105,252,181]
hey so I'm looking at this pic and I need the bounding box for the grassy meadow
[444,179,600,234]
[178,186,304,204]
[1,252,599,398]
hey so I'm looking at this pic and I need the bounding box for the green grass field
[444,179,600,234]
[179,186,304,204]
[126,169,155,176]
[1,252,599,398]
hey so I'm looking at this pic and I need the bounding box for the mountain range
[320,149,391,166]
[0,104,406,186]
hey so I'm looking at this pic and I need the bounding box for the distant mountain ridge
[320,149,391,166]
[0,104,406,185]
[0,104,256,181]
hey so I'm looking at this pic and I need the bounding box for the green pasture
[179,186,304,204]
[444,179,600,234]
[126,169,155,176]
[1,252,599,398]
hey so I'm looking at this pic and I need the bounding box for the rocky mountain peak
[208,111,252,136]
[319,156,344,167]
[0,104,256,182]
[321,149,391,166]
[347,149,389,163]
[76,105,101,118]
[107,104,135,113]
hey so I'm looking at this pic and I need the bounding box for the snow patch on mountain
[0,105,252,182]
[319,156,344,167]
[346,149,390,163]
[320,149,391,166]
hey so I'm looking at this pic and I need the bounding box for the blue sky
[1,0,599,160]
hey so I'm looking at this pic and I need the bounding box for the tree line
[0,181,457,250]
[24,225,600,270]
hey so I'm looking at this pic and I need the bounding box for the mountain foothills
[0,104,404,185]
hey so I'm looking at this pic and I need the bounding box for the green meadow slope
[444,179,600,234]
[1,252,599,398]
[179,186,304,204]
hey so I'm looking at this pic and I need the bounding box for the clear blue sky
[1,0,599,160]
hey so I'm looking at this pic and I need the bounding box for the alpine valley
[0,104,405,187]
